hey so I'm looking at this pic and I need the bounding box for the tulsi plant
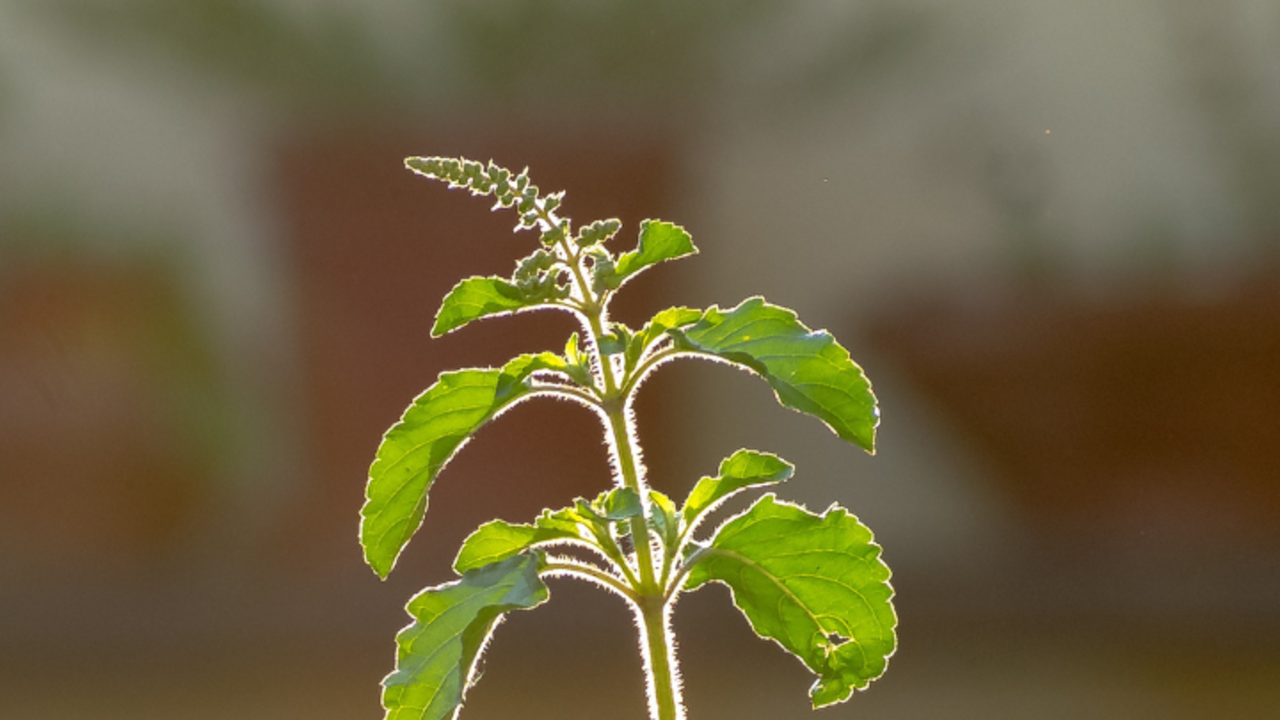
[360,157,897,720]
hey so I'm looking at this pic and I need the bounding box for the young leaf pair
[360,157,896,720]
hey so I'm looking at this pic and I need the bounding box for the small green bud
[586,247,619,293]
[598,322,630,356]
[577,218,622,248]
[540,220,569,247]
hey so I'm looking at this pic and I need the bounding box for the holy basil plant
[360,157,896,720]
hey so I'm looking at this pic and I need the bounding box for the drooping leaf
[361,369,506,578]
[361,354,563,579]
[671,297,878,452]
[432,276,530,337]
[595,220,697,291]
[682,449,794,526]
[685,494,896,708]
[383,553,550,720]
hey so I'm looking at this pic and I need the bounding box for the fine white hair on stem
[632,599,685,720]
[621,400,648,485]
[534,537,619,570]
[541,556,637,603]
[592,396,649,492]
[460,614,506,701]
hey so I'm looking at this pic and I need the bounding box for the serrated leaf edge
[687,494,897,707]
[360,364,599,579]
[667,296,880,453]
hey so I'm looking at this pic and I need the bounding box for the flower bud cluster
[513,248,570,303]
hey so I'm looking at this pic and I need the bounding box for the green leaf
[432,276,528,337]
[361,353,560,579]
[383,553,550,720]
[556,334,595,387]
[559,493,637,562]
[598,220,697,291]
[361,369,507,578]
[682,450,794,526]
[598,322,630,356]
[671,297,878,452]
[453,491,641,575]
[598,487,643,521]
[627,306,702,372]
[454,518,582,574]
[648,490,680,552]
[564,332,584,366]
[495,352,576,399]
[685,494,896,708]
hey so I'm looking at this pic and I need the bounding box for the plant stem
[609,401,683,720]
[639,594,683,720]
[604,402,658,587]
[558,222,682,719]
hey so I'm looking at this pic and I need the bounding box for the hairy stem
[550,214,681,719]
[605,402,658,587]
[639,594,683,720]
[541,558,637,602]
[609,403,683,720]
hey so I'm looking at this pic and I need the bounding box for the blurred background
[1,1,1278,717]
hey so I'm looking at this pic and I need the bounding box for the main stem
[604,402,684,720]
[562,229,684,720]
[640,594,682,720]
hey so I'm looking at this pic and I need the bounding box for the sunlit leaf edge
[685,494,897,707]
[382,551,550,720]
[360,353,593,579]
[669,296,879,452]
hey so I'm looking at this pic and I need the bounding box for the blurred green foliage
[32,0,926,114]
[32,0,393,109]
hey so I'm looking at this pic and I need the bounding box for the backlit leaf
[648,490,680,552]
[495,351,578,399]
[383,553,550,720]
[454,518,581,574]
[599,487,643,521]
[431,276,528,337]
[596,220,697,291]
[681,449,794,526]
[685,494,896,707]
[671,297,878,452]
[627,306,702,372]
[361,353,567,579]
[454,496,632,575]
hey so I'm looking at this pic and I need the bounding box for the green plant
[360,157,896,720]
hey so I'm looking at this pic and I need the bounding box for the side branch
[542,557,639,603]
